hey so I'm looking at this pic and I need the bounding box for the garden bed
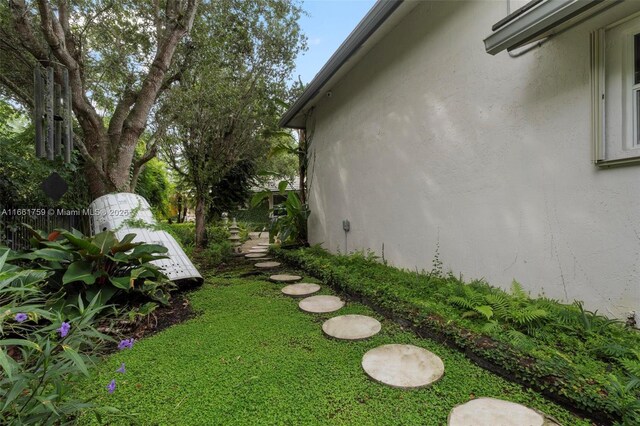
[273,246,640,425]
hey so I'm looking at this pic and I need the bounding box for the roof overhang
[484,0,623,55]
[280,0,419,129]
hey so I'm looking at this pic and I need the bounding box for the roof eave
[280,0,405,129]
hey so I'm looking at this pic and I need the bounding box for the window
[592,13,640,165]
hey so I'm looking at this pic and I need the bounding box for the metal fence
[0,208,90,251]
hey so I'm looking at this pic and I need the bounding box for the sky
[292,0,377,85]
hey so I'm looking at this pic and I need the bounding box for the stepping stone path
[269,274,302,283]
[245,253,267,259]
[322,315,381,340]
[361,344,444,389]
[299,295,344,313]
[271,267,553,423]
[255,261,281,269]
[281,283,321,297]
[448,397,553,426]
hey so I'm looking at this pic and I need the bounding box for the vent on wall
[484,0,623,55]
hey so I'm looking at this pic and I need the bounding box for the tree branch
[130,131,162,191]
[9,0,51,64]
[108,88,138,142]
[73,134,109,183]
[0,74,33,109]
[122,0,199,139]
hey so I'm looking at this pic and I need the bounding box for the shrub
[164,222,196,248]
[9,227,174,312]
[0,249,119,424]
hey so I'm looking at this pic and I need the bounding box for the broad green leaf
[278,180,289,194]
[0,249,9,271]
[62,345,89,377]
[0,349,16,380]
[0,339,40,351]
[287,191,301,209]
[109,276,131,290]
[119,233,137,246]
[63,261,96,285]
[23,248,72,262]
[2,378,28,411]
[251,191,269,208]
[92,231,117,254]
[61,231,100,255]
[110,242,140,254]
[130,244,168,257]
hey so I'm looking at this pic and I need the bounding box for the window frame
[592,11,640,167]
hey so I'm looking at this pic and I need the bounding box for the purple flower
[57,321,70,338]
[116,363,126,374]
[117,338,135,350]
[106,379,116,394]
[14,313,28,323]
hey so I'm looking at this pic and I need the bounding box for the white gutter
[280,0,404,129]
[484,0,623,55]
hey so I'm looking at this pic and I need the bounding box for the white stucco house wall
[280,0,640,321]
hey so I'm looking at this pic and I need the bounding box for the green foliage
[134,145,171,220]
[9,226,175,310]
[0,102,90,210]
[231,199,270,228]
[270,191,309,245]
[207,160,259,219]
[160,0,307,242]
[73,275,587,425]
[273,246,640,424]
[164,223,197,248]
[252,181,309,245]
[0,254,120,424]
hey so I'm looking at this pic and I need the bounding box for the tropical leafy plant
[252,180,309,245]
[9,226,175,311]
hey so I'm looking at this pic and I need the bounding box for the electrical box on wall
[342,220,350,232]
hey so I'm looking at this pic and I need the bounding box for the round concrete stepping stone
[251,246,268,250]
[361,344,444,389]
[245,253,267,259]
[249,248,268,253]
[448,398,548,426]
[255,261,281,269]
[299,295,344,313]
[249,257,272,261]
[258,242,270,246]
[281,283,321,297]
[322,315,381,340]
[269,274,302,283]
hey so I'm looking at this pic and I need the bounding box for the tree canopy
[1,0,199,198]
[160,0,305,246]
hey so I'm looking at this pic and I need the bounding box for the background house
[281,0,640,322]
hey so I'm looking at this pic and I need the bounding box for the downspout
[506,0,550,57]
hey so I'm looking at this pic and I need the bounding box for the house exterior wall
[306,0,640,319]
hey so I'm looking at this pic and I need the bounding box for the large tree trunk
[195,195,207,249]
[7,0,200,201]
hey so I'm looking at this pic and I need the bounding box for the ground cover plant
[274,246,640,425]
[0,227,178,424]
[74,268,589,425]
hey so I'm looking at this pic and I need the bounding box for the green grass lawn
[76,273,590,425]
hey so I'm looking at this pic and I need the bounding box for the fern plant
[448,280,549,337]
